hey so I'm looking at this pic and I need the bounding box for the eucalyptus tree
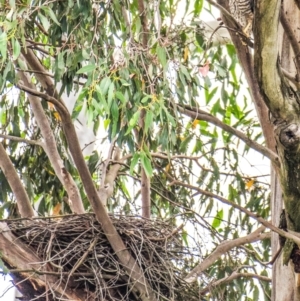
[0,0,297,300]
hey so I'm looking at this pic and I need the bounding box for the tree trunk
[254,0,300,299]
[271,171,294,301]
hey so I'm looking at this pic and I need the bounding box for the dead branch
[184,226,268,283]
[200,271,271,295]
[0,134,43,147]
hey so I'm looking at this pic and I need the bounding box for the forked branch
[16,79,157,301]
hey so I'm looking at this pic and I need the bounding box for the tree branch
[137,0,149,48]
[184,226,268,283]
[254,1,287,116]
[0,143,34,218]
[199,271,271,295]
[280,7,300,80]
[98,144,122,208]
[216,0,277,157]
[0,134,43,147]
[177,104,280,167]
[16,71,157,301]
[0,222,86,300]
[164,171,300,246]
[17,71,85,215]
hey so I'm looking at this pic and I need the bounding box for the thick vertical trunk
[255,0,300,299]
[271,171,294,301]
[271,3,300,299]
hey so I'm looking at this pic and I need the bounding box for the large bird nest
[4,214,201,301]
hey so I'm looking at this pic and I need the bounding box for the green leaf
[212,209,223,229]
[38,12,50,31]
[194,0,203,16]
[141,95,152,103]
[179,65,191,81]
[130,152,140,174]
[0,255,8,274]
[12,38,21,60]
[107,82,115,108]
[76,64,96,74]
[144,110,153,133]
[156,46,167,68]
[125,110,140,135]
[181,230,189,246]
[140,151,152,177]
[0,32,7,61]
[206,86,218,104]
[40,6,60,25]
[115,91,126,104]
[99,77,111,95]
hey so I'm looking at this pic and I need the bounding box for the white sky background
[0,2,271,300]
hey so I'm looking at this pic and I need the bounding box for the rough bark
[254,0,300,300]
[215,0,298,299]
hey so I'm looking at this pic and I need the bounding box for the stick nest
[6,214,201,301]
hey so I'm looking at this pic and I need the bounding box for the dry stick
[199,272,271,295]
[163,172,300,245]
[68,238,98,280]
[176,104,280,168]
[0,144,34,218]
[0,134,43,147]
[16,84,157,301]
[18,70,85,215]
[184,226,268,283]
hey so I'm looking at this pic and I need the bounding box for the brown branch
[0,144,34,218]
[280,7,300,80]
[177,104,280,167]
[137,0,149,48]
[200,271,271,295]
[0,223,86,300]
[141,167,151,218]
[216,0,277,159]
[17,71,85,215]
[164,171,300,246]
[281,67,300,87]
[136,0,151,219]
[0,134,43,147]
[184,226,268,283]
[16,73,157,301]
